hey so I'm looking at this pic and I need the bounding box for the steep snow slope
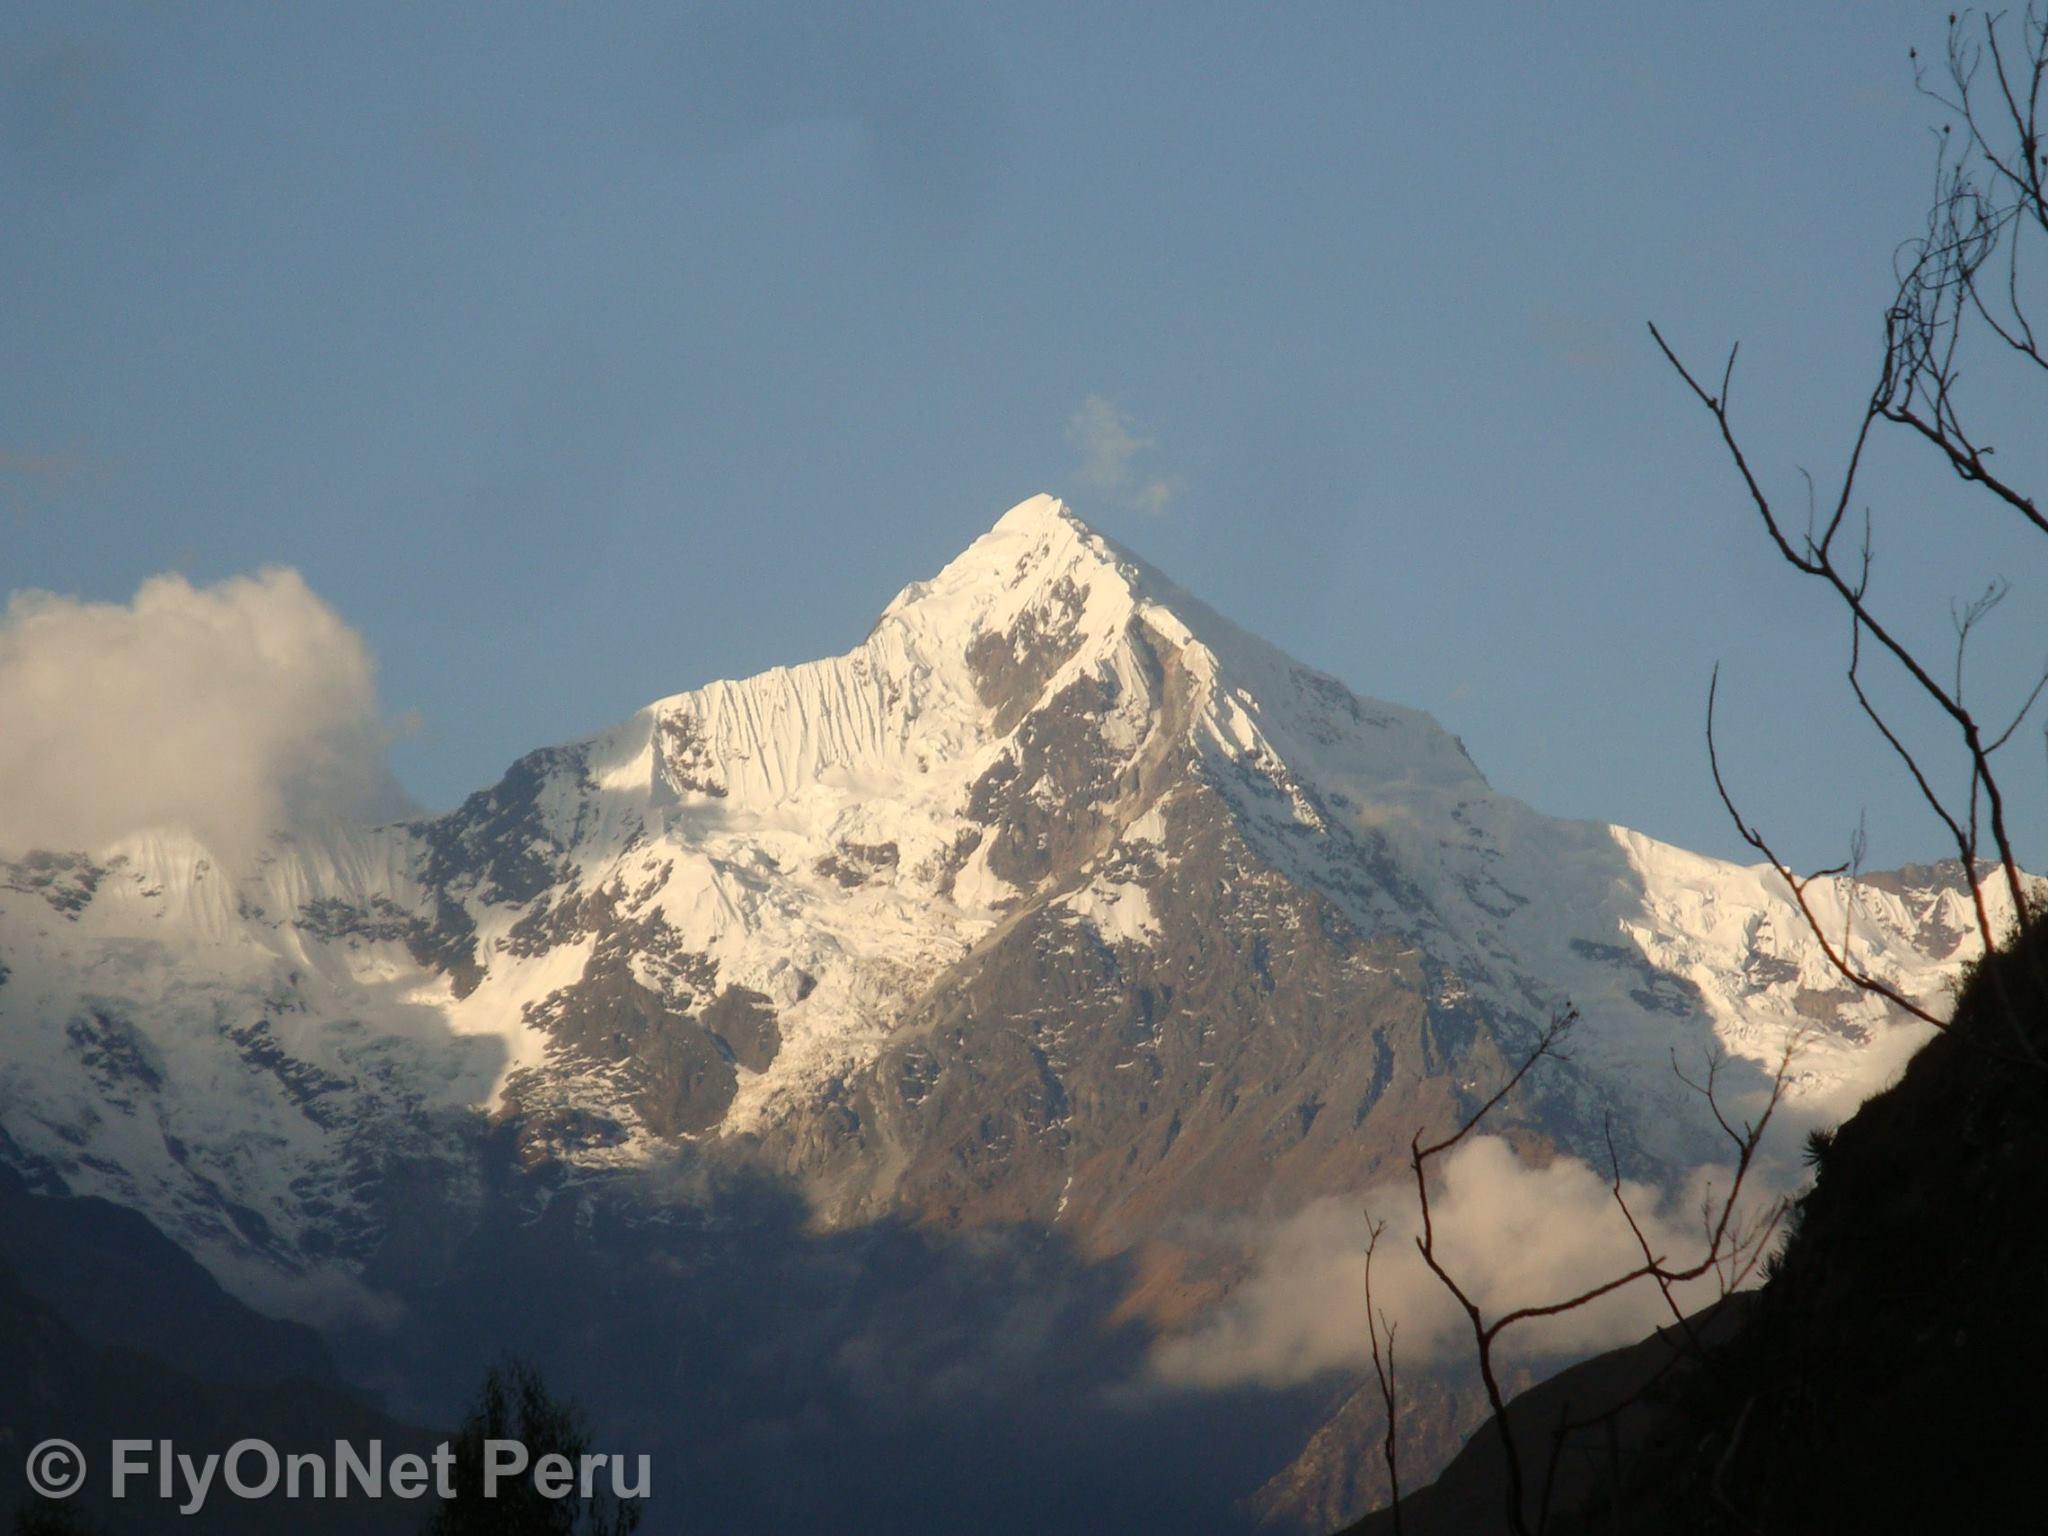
[0,496,2020,1310]
[0,827,494,1312]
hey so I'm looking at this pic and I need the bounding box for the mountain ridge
[0,493,2018,1339]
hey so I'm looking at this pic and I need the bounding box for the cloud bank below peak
[0,567,413,864]
[1152,1137,1778,1390]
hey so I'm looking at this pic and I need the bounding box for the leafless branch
[1402,1014,1794,1536]
[1362,1208,1404,1536]
[1703,670,1948,1028]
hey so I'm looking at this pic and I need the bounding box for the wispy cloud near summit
[1067,395,1179,518]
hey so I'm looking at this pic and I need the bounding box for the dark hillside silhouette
[1344,914,2047,1534]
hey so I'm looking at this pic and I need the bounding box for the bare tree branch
[1401,1014,1795,1536]
[1703,670,1949,1028]
[1362,1209,1404,1536]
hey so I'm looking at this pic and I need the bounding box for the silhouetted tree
[1369,9,2047,1532]
[423,1361,642,1536]
[1368,1009,1792,1536]
[1653,4,2046,1058]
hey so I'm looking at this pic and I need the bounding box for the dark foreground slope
[0,1245,434,1535]
[1345,917,2048,1535]
[0,1162,337,1391]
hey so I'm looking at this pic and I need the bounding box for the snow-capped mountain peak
[0,494,2026,1316]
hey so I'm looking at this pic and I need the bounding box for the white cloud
[1067,395,1180,516]
[1152,1137,1775,1389]
[0,568,412,863]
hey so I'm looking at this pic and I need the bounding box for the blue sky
[5,0,2042,871]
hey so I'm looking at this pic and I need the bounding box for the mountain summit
[0,497,2008,1315]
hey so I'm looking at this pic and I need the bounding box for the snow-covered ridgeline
[0,494,2021,1307]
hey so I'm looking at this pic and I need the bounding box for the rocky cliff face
[0,496,2019,1524]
